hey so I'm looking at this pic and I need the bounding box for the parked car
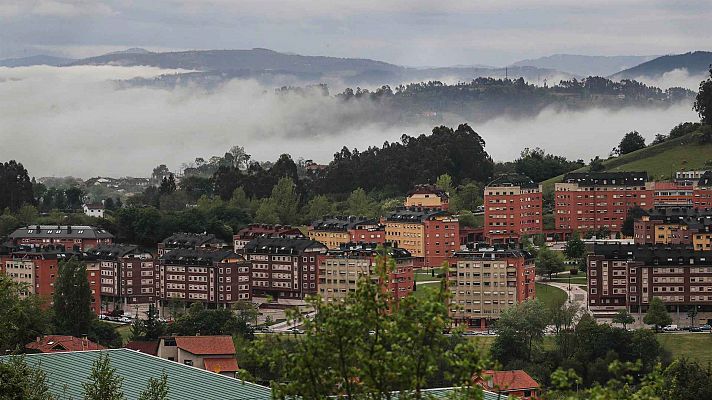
[700,324,711,331]
[690,326,703,332]
[287,327,304,334]
[662,325,679,332]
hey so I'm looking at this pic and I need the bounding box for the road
[539,280,589,313]
[270,311,317,332]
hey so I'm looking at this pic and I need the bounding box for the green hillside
[542,130,712,193]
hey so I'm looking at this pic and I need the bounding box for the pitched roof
[384,208,446,222]
[407,184,449,199]
[478,370,540,391]
[124,340,159,356]
[487,173,538,189]
[174,336,236,355]
[86,244,141,259]
[310,216,375,231]
[9,225,114,240]
[562,171,648,186]
[0,349,272,400]
[242,237,328,254]
[25,335,105,353]
[159,249,245,265]
[204,357,239,373]
[161,232,225,247]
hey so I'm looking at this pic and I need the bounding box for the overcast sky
[1,0,711,66]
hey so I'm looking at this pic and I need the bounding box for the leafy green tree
[660,358,712,400]
[491,299,549,365]
[456,210,481,227]
[643,297,672,332]
[0,356,56,400]
[589,156,605,172]
[270,177,300,224]
[612,309,635,330]
[436,174,454,194]
[138,372,168,400]
[621,206,646,237]
[564,232,585,264]
[0,161,35,211]
[618,131,646,155]
[515,147,584,182]
[53,258,94,337]
[228,187,251,211]
[172,303,254,339]
[254,198,279,224]
[158,174,176,195]
[536,246,565,280]
[345,188,376,217]
[0,275,49,354]
[89,320,122,348]
[687,306,699,327]
[303,195,335,223]
[82,353,125,400]
[694,66,712,124]
[449,183,482,212]
[143,304,167,340]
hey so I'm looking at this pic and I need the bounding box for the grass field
[657,334,712,365]
[414,268,444,282]
[535,283,567,309]
[115,324,132,345]
[412,281,440,300]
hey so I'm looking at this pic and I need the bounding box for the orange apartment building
[404,184,449,210]
[484,175,543,243]
[383,208,459,267]
[307,217,379,249]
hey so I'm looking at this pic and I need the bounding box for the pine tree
[138,373,168,400]
[82,353,125,400]
[52,258,94,337]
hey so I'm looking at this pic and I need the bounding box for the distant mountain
[611,51,712,79]
[511,54,657,77]
[0,54,75,67]
[102,48,152,56]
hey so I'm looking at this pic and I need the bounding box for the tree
[651,134,667,145]
[643,297,672,332]
[158,174,176,195]
[536,246,565,280]
[254,199,279,224]
[449,183,482,212]
[687,306,699,328]
[491,299,549,365]
[138,372,168,400]
[618,131,646,155]
[0,161,35,211]
[228,145,251,170]
[172,303,254,339]
[53,258,94,337]
[269,177,300,224]
[345,188,376,217]
[143,304,167,340]
[151,164,170,183]
[589,156,605,172]
[436,174,454,194]
[89,320,122,348]
[515,147,584,182]
[694,66,712,124]
[0,356,56,400]
[0,275,49,354]
[304,195,335,223]
[564,232,585,263]
[660,358,712,400]
[622,206,646,237]
[82,353,125,400]
[612,309,635,330]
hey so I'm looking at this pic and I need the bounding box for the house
[124,340,159,356]
[8,225,113,251]
[474,369,540,399]
[25,335,105,353]
[83,203,105,218]
[0,349,272,399]
[157,336,239,377]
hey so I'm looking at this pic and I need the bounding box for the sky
[1,0,711,66]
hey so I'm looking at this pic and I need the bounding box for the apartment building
[157,249,251,307]
[383,208,459,267]
[0,250,101,313]
[85,244,157,311]
[404,184,449,210]
[7,225,113,251]
[233,224,304,251]
[348,220,386,245]
[239,237,328,299]
[448,248,536,329]
[555,172,653,234]
[653,181,695,207]
[634,207,712,246]
[157,232,226,256]
[587,244,712,321]
[308,217,375,249]
[484,174,543,243]
[317,243,414,303]
[694,171,712,208]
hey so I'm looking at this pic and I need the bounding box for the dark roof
[562,171,649,186]
[85,244,141,259]
[407,184,449,199]
[124,340,159,356]
[310,216,375,231]
[487,174,538,189]
[699,171,712,187]
[26,335,105,353]
[159,249,244,265]
[234,224,304,240]
[643,207,712,231]
[83,203,105,210]
[591,244,712,265]
[327,242,412,259]
[161,232,225,248]
[453,248,533,260]
[0,349,272,400]
[384,208,446,223]
[9,225,113,240]
[242,237,327,255]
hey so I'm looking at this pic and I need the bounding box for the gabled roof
[83,203,105,210]
[242,237,328,254]
[407,184,449,200]
[174,336,236,355]
[25,335,105,353]
[159,249,245,265]
[204,357,239,373]
[0,349,272,400]
[310,216,375,231]
[562,171,648,186]
[124,340,159,356]
[487,173,538,189]
[161,232,226,248]
[9,225,114,240]
[477,369,540,391]
[384,208,446,222]
[86,244,142,259]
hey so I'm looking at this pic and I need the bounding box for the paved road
[539,280,589,313]
[270,311,317,332]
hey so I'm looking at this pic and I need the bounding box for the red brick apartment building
[484,175,543,243]
[694,171,712,208]
[85,244,157,311]
[0,250,101,314]
[633,207,712,246]
[448,248,536,329]
[349,220,386,246]
[555,172,653,234]
[587,244,712,320]
[383,208,459,267]
[317,243,414,303]
[157,232,226,256]
[238,237,328,299]
[232,224,304,251]
[157,249,251,307]
[7,225,113,251]
[308,216,377,249]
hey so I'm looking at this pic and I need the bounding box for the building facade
[232,224,304,251]
[633,207,712,246]
[448,248,535,329]
[484,175,543,243]
[404,184,449,210]
[7,225,113,251]
[308,217,374,250]
[239,237,328,299]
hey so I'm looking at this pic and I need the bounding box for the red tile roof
[204,357,239,373]
[125,340,159,356]
[477,370,540,392]
[25,335,106,353]
[174,336,235,355]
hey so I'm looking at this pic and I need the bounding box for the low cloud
[0,66,699,178]
[631,68,708,91]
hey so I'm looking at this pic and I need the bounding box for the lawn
[657,334,712,365]
[115,324,132,345]
[411,281,440,300]
[535,283,567,310]
[414,268,444,282]
[548,276,587,285]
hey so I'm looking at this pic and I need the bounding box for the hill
[612,51,712,79]
[511,54,656,77]
[541,130,712,192]
[0,54,75,67]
